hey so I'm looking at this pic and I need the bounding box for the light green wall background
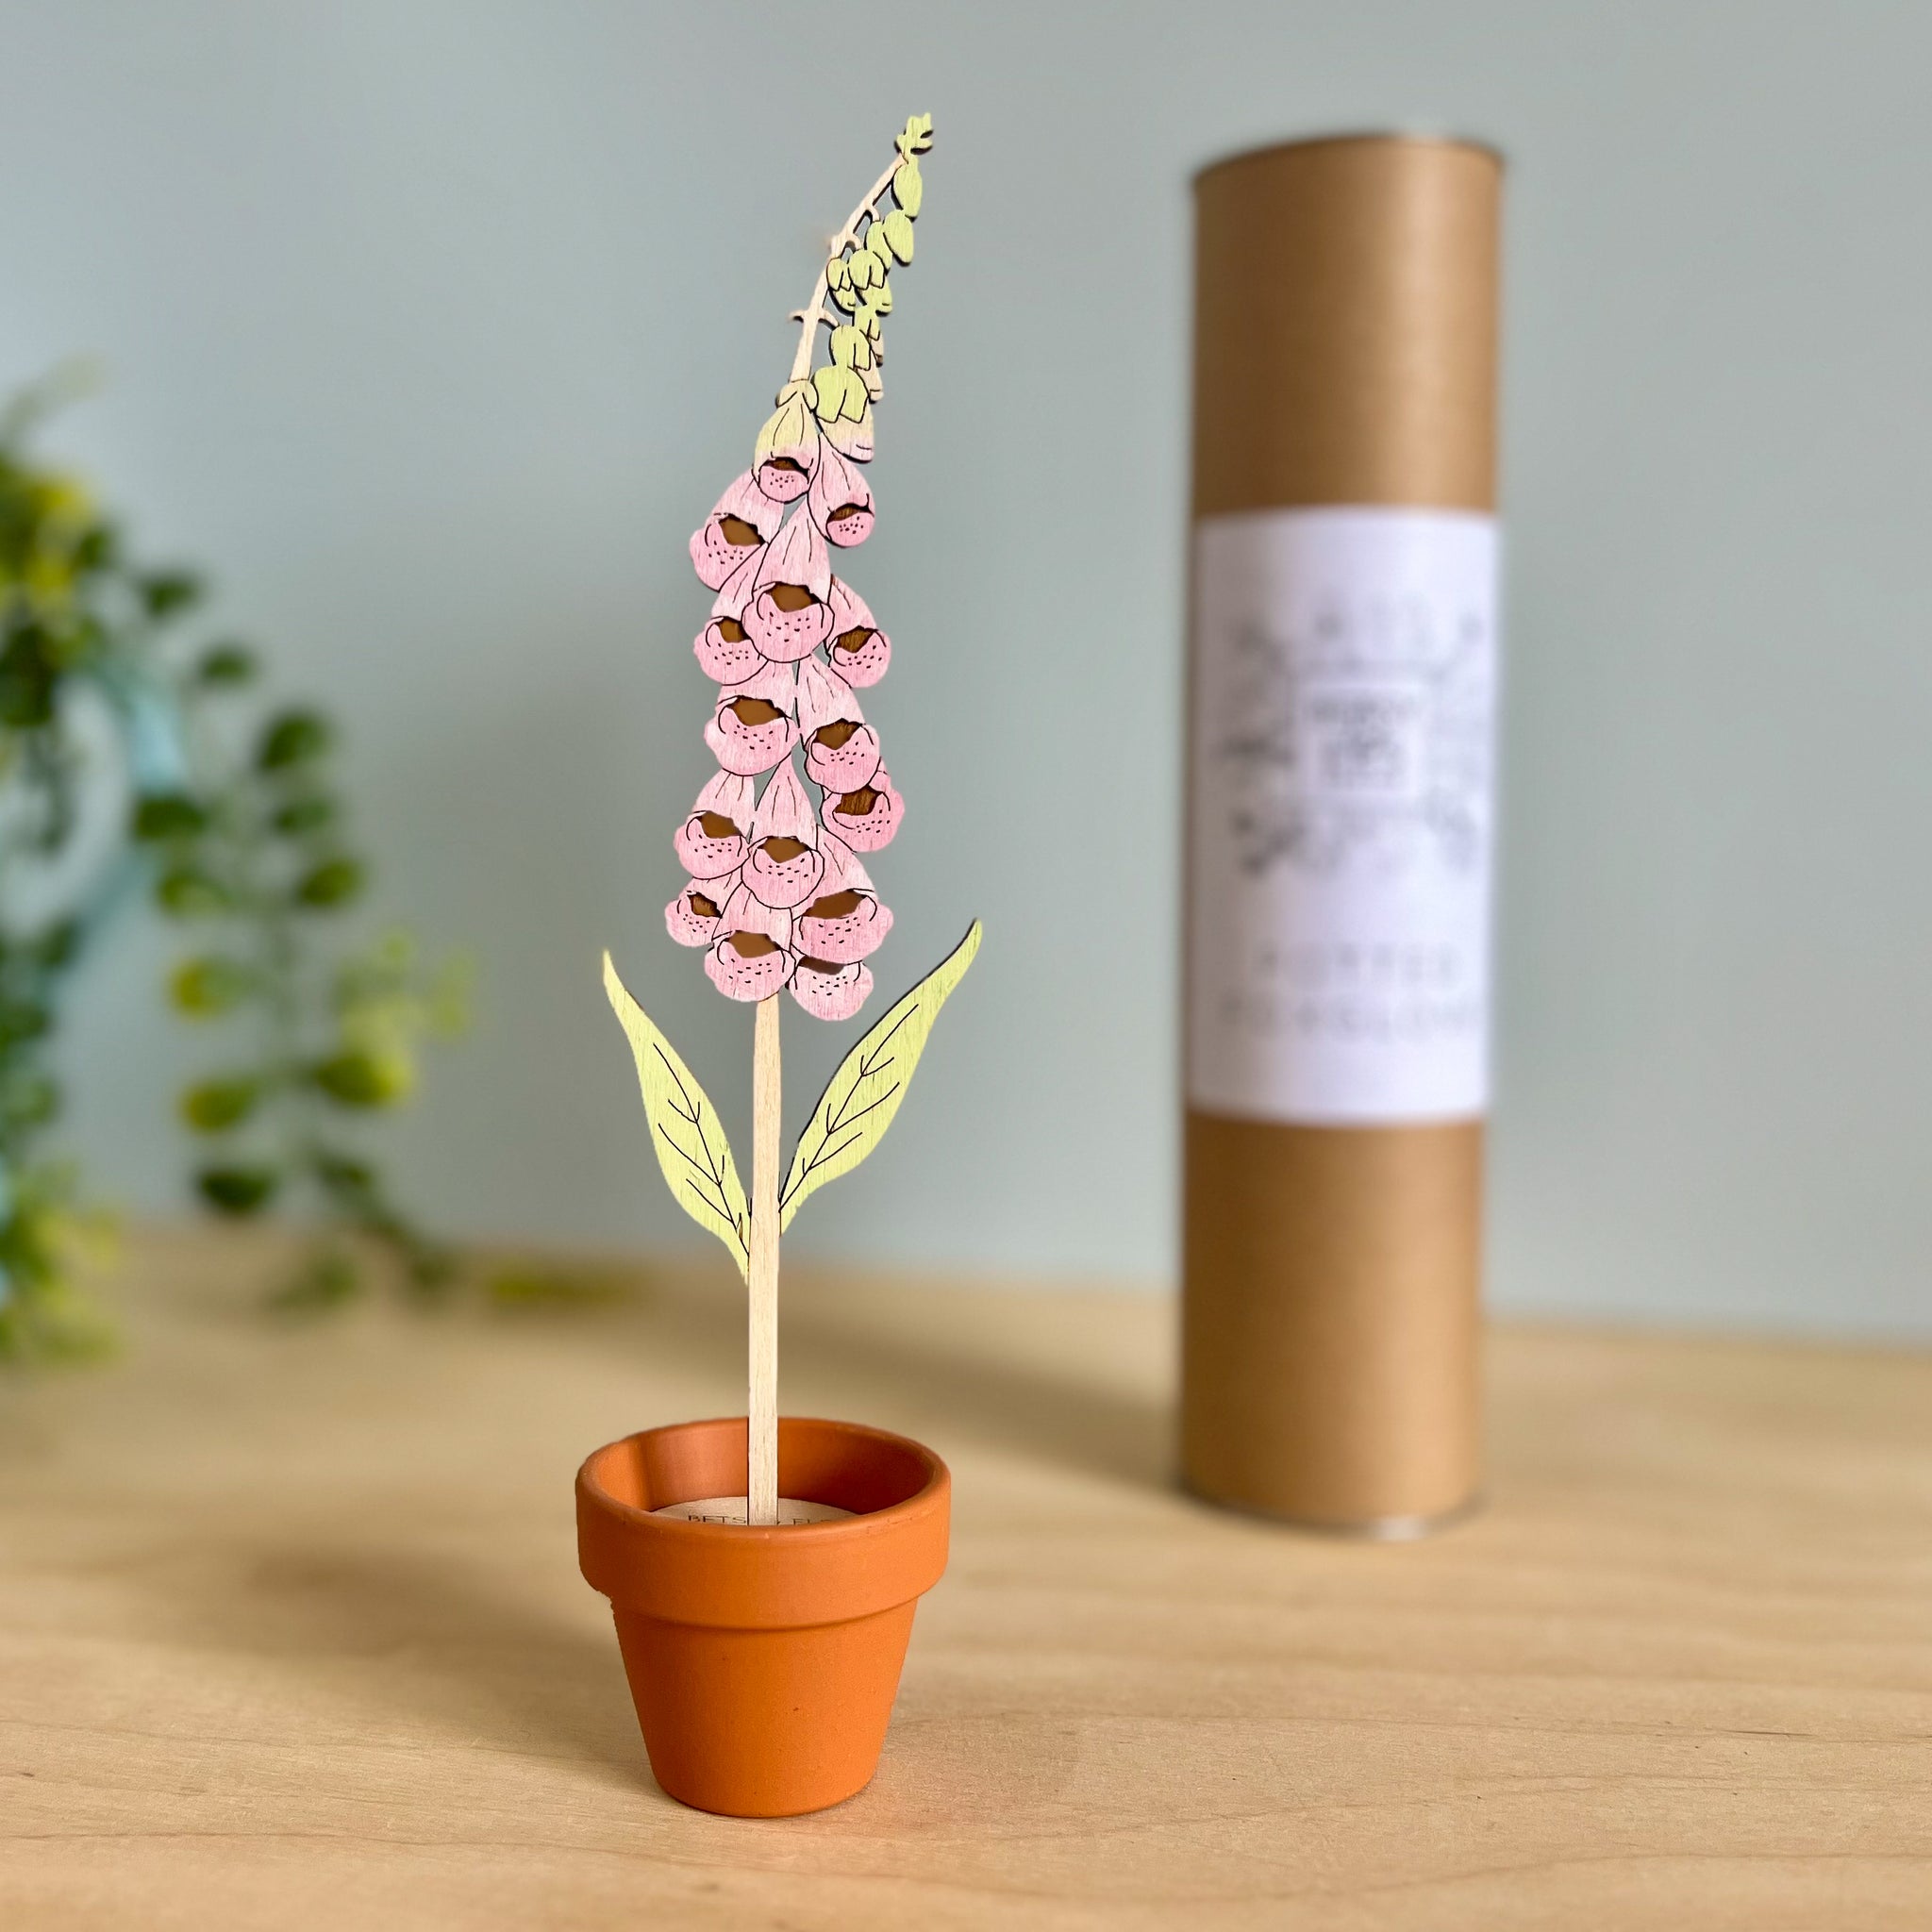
[9,2,1930,1334]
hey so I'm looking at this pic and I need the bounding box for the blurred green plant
[0,370,470,1357]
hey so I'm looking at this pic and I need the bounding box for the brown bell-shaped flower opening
[704,885,796,1001]
[742,512,834,663]
[665,881,727,948]
[806,715,883,793]
[756,456,809,500]
[828,767,904,853]
[829,622,891,687]
[795,881,892,964]
[703,660,798,776]
[689,471,778,591]
[673,771,755,876]
[693,612,761,685]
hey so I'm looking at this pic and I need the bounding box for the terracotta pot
[575,1414,950,1817]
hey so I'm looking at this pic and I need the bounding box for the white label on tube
[1187,508,1499,1125]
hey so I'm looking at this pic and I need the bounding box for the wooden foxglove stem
[747,993,781,1524]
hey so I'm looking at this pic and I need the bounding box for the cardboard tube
[1182,134,1502,1532]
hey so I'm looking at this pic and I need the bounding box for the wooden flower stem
[747,993,782,1524]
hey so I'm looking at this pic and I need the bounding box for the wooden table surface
[2,1231,1928,1930]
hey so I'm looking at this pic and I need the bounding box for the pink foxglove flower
[705,660,798,775]
[693,612,763,685]
[754,381,819,503]
[705,883,794,1002]
[742,758,825,909]
[824,765,904,852]
[824,578,891,687]
[674,770,754,876]
[742,513,834,663]
[665,878,728,948]
[797,658,882,791]
[808,443,875,547]
[791,956,874,1021]
[796,833,891,962]
[689,472,779,591]
[664,124,950,1028]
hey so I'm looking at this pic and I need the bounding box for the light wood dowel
[746,993,781,1524]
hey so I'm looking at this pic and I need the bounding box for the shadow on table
[136,1535,659,1799]
[558,1278,1176,1493]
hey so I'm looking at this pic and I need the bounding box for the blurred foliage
[0,372,473,1359]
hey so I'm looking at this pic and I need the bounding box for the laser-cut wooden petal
[690,471,777,590]
[824,579,891,687]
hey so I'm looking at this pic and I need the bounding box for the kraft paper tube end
[1179,1479,1487,1543]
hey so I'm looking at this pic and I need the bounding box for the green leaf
[270,793,337,836]
[257,708,332,770]
[180,1077,259,1133]
[780,920,982,1231]
[293,856,364,908]
[155,867,231,917]
[140,570,203,621]
[602,951,749,1278]
[170,957,253,1015]
[197,1163,281,1216]
[0,1072,58,1127]
[895,111,934,158]
[865,221,894,267]
[194,641,257,684]
[131,791,208,841]
[892,158,924,219]
[311,1148,376,1205]
[825,256,852,295]
[29,919,80,969]
[847,246,880,292]
[0,1000,50,1047]
[880,209,915,264]
[311,1052,408,1108]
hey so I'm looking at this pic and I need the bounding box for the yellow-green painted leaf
[602,952,749,1276]
[848,247,881,292]
[865,221,894,266]
[881,209,915,264]
[826,256,853,294]
[780,922,982,1231]
[896,112,934,158]
[892,158,924,219]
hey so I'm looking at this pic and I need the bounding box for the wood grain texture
[2,1230,1928,1930]
[748,992,781,1524]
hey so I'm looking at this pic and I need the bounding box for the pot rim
[578,1413,946,1541]
[577,1415,951,1627]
